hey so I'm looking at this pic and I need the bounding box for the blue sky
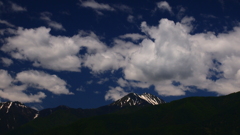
[1,0,240,110]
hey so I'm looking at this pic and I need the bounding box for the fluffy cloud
[103,78,151,101]
[0,90,46,103]
[2,27,79,71]
[0,69,45,103]
[97,78,109,84]
[124,19,199,83]
[80,0,114,11]
[154,82,186,96]
[10,2,27,12]
[1,27,106,72]
[113,4,132,13]
[119,33,146,42]
[117,78,150,89]
[84,50,125,72]
[80,0,114,14]
[119,19,210,96]
[40,12,66,31]
[181,16,195,31]
[86,80,93,84]
[117,78,128,87]
[157,1,173,14]
[76,86,85,92]
[83,39,139,73]
[0,70,13,89]
[0,69,71,103]
[0,20,15,27]
[127,15,134,23]
[1,57,13,67]
[105,87,128,101]
[176,6,186,20]
[3,15,240,98]
[0,28,16,35]
[102,18,240,98]
[16,70,72,95]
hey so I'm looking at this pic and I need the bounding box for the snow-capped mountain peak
[109,93,165,107]
[0,101,39,132]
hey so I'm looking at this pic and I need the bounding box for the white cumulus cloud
[10,2,27,12]
[0,69,13,89]
[0,69,72,103]
[83,38,139,73]
[157,1,173,14]
[119,33,146,42]
[0,20,15,27]
[1,27,106,72]
[97,78,109,84]
[40,12,66,31]
[3,16,240,98]
[0,69,45,103]
[117,78,150,89]
[99,18,240,97]
[0,89,46,103]
[80,0,114,11]
[127,15,134,23]
[80,0,114,14]
[105,87,128,101]
[1,57,13,67]
[16,70,72,95]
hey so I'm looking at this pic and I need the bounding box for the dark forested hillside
[4,93,165,135]
[6,92,240,135]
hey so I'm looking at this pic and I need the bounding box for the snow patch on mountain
[34,113,39,119]
[0,103,4,110]
[6,102,12,113]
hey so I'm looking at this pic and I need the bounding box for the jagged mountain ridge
[0,101,38,133]
[39,93,166,117]
[110,93,166,107]
[6,92,240,135]
[0,93,165,134]
[28,91,240,135]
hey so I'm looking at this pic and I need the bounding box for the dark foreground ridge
[0,93,165,134]
[3,92,240,135]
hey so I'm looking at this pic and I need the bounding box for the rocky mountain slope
[20,92,240,135]
[1,93,165,134]
[0,101,38,133]
[110,93,166,107]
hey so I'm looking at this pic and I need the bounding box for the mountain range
[2,92,240,134]
[0,93,165,134]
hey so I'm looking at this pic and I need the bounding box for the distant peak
[110,92,165,107]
